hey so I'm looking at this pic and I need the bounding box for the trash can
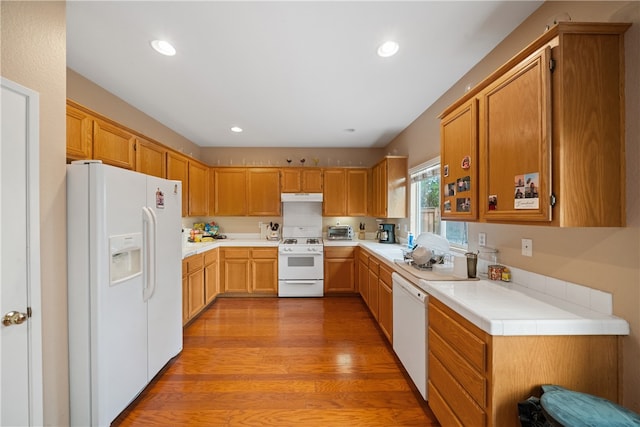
[540,385,640,426]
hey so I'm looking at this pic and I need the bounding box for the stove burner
[282,238,298,245]
[306,238,321,245]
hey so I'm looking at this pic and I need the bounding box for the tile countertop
[182,234,279,258]
[183,237,630,338]
[419,279,630,337]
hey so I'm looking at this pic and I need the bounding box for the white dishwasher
[392,272,428,400]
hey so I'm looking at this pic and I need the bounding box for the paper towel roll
[452,254,467,278]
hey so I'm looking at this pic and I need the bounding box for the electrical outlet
[478,232,486,247]
[522,238,533,257]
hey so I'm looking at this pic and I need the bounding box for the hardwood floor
[113,296,439,426]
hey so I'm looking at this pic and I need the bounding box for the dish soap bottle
[407,232,414,248]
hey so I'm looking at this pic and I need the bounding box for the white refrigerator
[67,161,183,426]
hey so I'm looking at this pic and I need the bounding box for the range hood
[281,193,323,202]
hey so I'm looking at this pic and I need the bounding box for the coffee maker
[377,223,396,244]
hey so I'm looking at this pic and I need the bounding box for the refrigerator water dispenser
[110,233,142,285]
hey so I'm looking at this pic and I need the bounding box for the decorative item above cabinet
[440,22,630,227]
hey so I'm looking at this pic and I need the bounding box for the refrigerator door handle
[142,207,157,301]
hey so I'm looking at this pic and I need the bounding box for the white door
[0,78,43,425]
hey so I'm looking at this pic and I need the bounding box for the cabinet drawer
[429,353,486,427]
[430,300,486,373]
[251,248,277,259]
[223,248,250,259]
[358,250,369,264]
[368,258,379,275]
[430,327,486,406]
[204,249,218,266]
[379,264,393,285]
[325,246,354,258]
[184,254,204,273]
[428,381,463,427]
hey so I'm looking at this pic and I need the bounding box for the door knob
[2,311,27,326]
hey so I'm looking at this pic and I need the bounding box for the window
[410,159,468,248]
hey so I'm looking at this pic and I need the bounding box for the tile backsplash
[477,258,613,316]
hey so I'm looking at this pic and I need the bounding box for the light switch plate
[478,232,486,247]
[522,238,533,257]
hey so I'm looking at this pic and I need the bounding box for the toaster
[327,225,353,240]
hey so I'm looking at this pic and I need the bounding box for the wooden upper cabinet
[213,168,247,216]
[323,169,347,216]
[92,118,136,170]
[479,46,552,223]
[280,168,301,193]
[281,168,323,193]
[166,151,189,217]
[135,137,166,178]
[441,23,629,227]
[247,168,281,216]
[371,157,407,218]
[441,99,479,221]
[347,169,368,216]
[188,161,209,217]
[66,102,93,161]
[549,24,628,227]
[301,169,323,192]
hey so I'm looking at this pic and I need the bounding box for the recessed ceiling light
[150,40,176,56]
[230,126,243,133]
[377,40,399,58]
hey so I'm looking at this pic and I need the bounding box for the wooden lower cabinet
[358,248,393,344]
[367,258,379,320]
[377,265,393,342]
[251,248,278,294]
[182,253,206,325]
[324,246,356,293]
[428,296,620,427]
[357,250,369,304]
[204,249,219,304]
[221,247,277,295]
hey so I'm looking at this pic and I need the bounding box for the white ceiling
[66,1,542,149]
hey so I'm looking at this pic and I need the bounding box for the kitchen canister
[465,252,478,278]
[488,265,505,280]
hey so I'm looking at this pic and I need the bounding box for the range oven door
[278,252,323,280]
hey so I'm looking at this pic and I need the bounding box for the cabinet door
[324,247,355,293]
[66,103,92,161]
[378,281,392,342]
[182,275,189,325]
[213,168,247,216]
[322,169,346,216]
[247,168,281,216]
[301,169,323,192]
[204,250,219,304]
[358,256,369,301]
[222,248,250,293]
[92,118,136,170]
[280,168,301,193]
[347,169,368,216]
[479,47,551,222]
[251,252,278,294]
[187,270,205,320]
[367,259,379,320]
[371,162,386,217]
[136,138,166,178]
[378,265,393,342]
[167,151,189,217]
[441,99,478,220]
[188,161,209,216]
